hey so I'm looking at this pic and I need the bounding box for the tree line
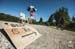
[0,13,20,22]
[33,7,75,31]
[0,7,75,31]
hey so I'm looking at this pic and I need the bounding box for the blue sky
[0,0,75,21]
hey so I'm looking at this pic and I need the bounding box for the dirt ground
[25,25,75,49]
[0,21,75,49]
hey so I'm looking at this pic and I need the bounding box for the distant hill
[0,13,20,22]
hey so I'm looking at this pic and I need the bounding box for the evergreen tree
[39,17,43,24]
[39,17,43,22]
[48,14,54,22]
[72,16,75,22]
[47,14,54,25]
[53,7,70,26]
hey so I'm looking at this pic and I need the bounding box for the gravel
[0,32,15,49]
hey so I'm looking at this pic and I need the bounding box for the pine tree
[72,16,75,22]
[53,7,70,26]
[39,17,43,24]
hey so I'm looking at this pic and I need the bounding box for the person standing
[19,12,26,26]
[27,6,37,24]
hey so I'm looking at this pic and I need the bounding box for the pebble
[0,32,14,49]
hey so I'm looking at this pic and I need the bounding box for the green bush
[64,22,75,31]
